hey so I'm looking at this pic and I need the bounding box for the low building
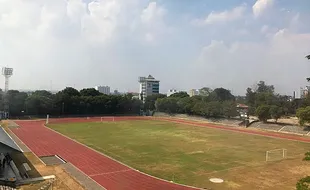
[95,86,110,95]
[167,89,178,97]
[236,104,249,118]
[300,86,310,99]
[188,89,199,97]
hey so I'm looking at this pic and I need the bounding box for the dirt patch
[215,157,309,190]
[147,163,181,173]
[225,180,241,189]
[13,151,85,190]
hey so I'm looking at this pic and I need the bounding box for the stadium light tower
[2,67,13,92]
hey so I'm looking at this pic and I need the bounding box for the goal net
[266,149,287,162]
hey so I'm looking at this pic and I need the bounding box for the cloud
[195,29,310,94]
[0,0,171,91]
[0,0,309,95]
[192,4,246,25]
[253,0,274,18]
[261,25,269,33]
[140,2,166,24]
[139,2,169,44]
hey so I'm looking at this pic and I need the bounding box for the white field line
[63,162,107,190]
[44,123,202,190]
[278,126,286,132]
[277,130,307,136]
[55,155,67,164]
[89,169,132,177]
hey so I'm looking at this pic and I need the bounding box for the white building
[188,89,199,97]
[138,75,160,102]
[167,89,178,97]
[95,86,110,95]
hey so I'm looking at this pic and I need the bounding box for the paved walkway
[11,120,198,190]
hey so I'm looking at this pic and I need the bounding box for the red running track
[11,119,198,190]
[11,117,310,190]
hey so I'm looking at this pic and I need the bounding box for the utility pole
[62,102,65,115]
[306,54,310,81]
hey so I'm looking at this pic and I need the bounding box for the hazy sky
[0,0,310,95]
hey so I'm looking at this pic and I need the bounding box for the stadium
[1,0,310,189]
[1,115,310,190]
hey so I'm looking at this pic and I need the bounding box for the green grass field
[48,120,310,189]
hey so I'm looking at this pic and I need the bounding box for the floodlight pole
[2,67,13,117]
[2,67,13,93]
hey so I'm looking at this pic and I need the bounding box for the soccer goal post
[266,149,287,162]
[46,114,49,124]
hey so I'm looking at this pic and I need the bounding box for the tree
[296,151,310,190]
[205,101,222,117]
[296,107,310,126]
[296,176,310,190]
[245,88,256,106]
[144,94,166,111]
[177,97,195,114]
[155,97,179,114]
[192,101,208,117]
[245,88,256,115]
[80,88,101,96]
[170,92,189,98]
[209,88,235,102]
[199,87,213,96]
[7,90,28,116]
[222,101,239,118]
[256,81,274,94]
[62,87,80,97]
[269,105,283,123]
[25,94,53,115]
[255,105,271,122]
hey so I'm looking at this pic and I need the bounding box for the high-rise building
[95,86,110,95]
[138,75,160,102]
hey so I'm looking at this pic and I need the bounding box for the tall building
[95,86,110,95]
[188,89,199,97]
[138,75,160,102]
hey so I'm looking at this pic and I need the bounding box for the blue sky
[0,0,310,95]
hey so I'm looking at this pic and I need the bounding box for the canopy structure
[0,128,22,153]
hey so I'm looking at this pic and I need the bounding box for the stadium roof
[0,127,22,152]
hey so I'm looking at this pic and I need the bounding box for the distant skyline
[0,0,310,95]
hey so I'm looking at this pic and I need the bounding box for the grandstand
[249,122,284,131]
[279,125,310,135]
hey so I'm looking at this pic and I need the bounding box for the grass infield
[48,120,310,189]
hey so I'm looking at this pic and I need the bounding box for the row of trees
[0,80,308,121]
[245,81,299,122]
[143,81,304,121]
[152,88,238,118]
[0,87,143,117]
[296,54,310,127]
